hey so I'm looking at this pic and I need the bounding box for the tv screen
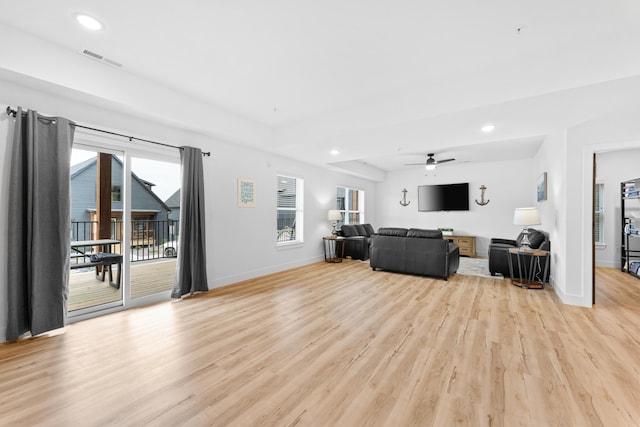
[418,183,469,212]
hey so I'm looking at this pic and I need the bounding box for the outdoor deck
[68,259,176,311]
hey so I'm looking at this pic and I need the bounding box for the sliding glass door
[68,138,180,318]
[129,156,180,300]
[68,146,125,313]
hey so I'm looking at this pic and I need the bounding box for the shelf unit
[620,178,640,279]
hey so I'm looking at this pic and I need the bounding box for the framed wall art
[537,172,547,202]
[238,177,256,208]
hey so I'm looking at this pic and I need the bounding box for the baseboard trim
[551,283,592,308]
[210,255,324,290]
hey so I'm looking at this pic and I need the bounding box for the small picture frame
[238,177,256,208]
[537,172,547,202]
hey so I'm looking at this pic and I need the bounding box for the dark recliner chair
[488,229,550,279]
[338,223,375,260]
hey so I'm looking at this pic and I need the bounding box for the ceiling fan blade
[405,154,455,167]
[435,158,455,164]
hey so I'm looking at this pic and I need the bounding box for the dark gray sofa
[370,228,459,280]
[338,223,376,260]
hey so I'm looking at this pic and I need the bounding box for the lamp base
[519,228,532,252]
[331,223,338,237]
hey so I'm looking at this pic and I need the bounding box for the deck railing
[71,219,179,262]
[276,216,296,243]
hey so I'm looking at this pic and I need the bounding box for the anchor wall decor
[399,188,411,206]
[475,185,490,206]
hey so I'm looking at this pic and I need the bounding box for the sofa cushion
[407,228,443,239]
[527,230,546,249]
[354,224,367,236]
[340,224,358,237]
[377,227,408,237]
[516,229,546,249]
[363,223,375,237]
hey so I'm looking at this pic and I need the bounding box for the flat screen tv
[418,183,469,212]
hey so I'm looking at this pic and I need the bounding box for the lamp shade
[327,209,342,221]
[513,207,541,226]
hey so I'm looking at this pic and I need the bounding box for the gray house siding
[165,189,181,237]
[71,156,171,241]
[70,160,98,222]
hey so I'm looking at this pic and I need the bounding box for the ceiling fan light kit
[405,153,456,171]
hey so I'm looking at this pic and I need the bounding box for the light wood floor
[68,259,176,311]
[1,261,639,426]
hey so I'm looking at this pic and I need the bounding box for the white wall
[564,101,640,307]
[595,149,640,267]
[207,140,376,286]
[375,159,535,256]
[0,77,377,342]
[533,132,567,293]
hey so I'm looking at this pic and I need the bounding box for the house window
[594,183,604,245]
[112,185,121,202]
[277,175,304,245]
[336,186,365,228]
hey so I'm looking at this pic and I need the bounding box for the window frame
[336,186,365,228]
[111,185,122,202]
[276,174,304,246]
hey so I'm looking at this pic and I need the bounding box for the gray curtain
[6,108,75,340]
[172,146,209,297]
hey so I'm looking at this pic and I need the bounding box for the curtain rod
[5,106,211,157]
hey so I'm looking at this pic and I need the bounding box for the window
[336,186,365,228]
[277,175,304,244]
[111,185,121,202]
[594,183,604,245]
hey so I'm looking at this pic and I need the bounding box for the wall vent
[81,49,123,68]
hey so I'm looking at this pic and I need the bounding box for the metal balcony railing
[70,219,179,263]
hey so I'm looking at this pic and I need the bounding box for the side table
[323,236,345,263]
[507,247,550,289]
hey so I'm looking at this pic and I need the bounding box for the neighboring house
[70,155,171,246]
[165,189,180,237]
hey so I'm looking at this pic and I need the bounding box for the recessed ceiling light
[76,14,103,31]
[330,149,340,156]
[481,124,496,133]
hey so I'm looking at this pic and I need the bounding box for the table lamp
[327,209,342,237]
[513,207,541,250]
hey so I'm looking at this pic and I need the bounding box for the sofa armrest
[343,236,370,261]
[447,243,460,277]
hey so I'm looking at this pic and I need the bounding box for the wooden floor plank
[68,259,176,311]
[1,261,639,426]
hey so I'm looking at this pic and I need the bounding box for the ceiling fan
[405,153,456,170]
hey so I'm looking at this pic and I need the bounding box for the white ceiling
[2,1,640,178]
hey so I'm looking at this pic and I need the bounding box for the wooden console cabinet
[443,235,476,257]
